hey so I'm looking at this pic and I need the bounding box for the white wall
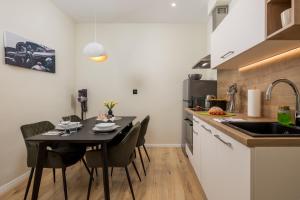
[0,2,216,188]
[0,0,76,187]
[75,23,216,145]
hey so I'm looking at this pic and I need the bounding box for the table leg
[31,142,47,200]
[101,143,110,200]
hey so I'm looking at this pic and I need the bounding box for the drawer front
[196,117,250,156]
[192,116,201,128]
[193,116,213,134]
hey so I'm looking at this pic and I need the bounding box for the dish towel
[213,118,246,123]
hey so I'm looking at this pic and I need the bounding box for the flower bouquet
[104,101,118,117]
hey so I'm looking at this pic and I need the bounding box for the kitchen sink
[223,122,300,137]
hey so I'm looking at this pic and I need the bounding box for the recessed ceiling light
[171,2,177,7]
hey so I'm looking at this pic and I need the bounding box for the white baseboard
[0,170,30,195]
[145,144,181,148]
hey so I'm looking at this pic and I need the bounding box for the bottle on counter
[277,106,293,126]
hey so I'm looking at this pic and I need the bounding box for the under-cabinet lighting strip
[238,47,300,72]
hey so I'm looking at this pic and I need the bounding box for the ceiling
[51,0,208,23]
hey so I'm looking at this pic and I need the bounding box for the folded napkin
[42,131,63,136]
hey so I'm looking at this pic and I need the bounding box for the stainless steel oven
[183,114,193,154]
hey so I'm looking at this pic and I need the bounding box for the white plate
[95,123,115,128]
[58,122,80,126]
[93,125,120,132]
[56,123,82,130]
[60,121,71,125]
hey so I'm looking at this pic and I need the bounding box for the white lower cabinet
[198,122,218,199]
[212,129,251,200]
[193,116,251,200]
[191,116,300,200]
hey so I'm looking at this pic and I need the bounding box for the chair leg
[24,168,34,200]
[52,168,56,183]
[138,146,146,176]
[62,168,68,200]
[82,158,92,176]
[125,166,135,200]
[143,145,150,162]
[132,161,141,182]
[111,167,114,177]
[87,168,94,200]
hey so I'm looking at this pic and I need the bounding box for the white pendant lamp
[83,13,108,62]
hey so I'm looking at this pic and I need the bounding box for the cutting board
[194,111,236,117]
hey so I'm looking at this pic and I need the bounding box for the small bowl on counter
[188,74,202,80]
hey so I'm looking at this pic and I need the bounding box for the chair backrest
[62,115,82,122]
[21,121,55,140]
[137,115,150,146]
[20,121,55,167]
[108,122,141,166]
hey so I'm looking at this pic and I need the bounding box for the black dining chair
[85,122,142,200]
[62,115,82,122]
[110,116,150,177]
[21,121,86,200]
[136,115,150,176]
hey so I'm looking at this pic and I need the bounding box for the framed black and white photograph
[4,31,56,73]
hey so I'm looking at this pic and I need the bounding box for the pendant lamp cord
[94,11,97,42]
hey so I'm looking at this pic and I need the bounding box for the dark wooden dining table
[25,116,136,200]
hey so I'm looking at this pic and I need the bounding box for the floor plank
[0,148,206,200]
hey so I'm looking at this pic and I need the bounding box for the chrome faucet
[266,78,300,126]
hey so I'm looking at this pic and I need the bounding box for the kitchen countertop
[186,108,300,147]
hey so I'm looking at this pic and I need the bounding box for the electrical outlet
[133,89,138,95]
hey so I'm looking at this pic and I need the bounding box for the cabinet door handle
[221,51,234,59]
[214,134,232,147]
[193,119,199,124]
[193,130,198,135]
[201,125,212,134]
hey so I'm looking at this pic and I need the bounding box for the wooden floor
[0,148,206,200]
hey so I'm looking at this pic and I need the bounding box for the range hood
[193,55,211,69]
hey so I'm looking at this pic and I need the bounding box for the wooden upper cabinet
[267,0,300,40]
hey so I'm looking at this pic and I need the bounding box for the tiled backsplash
[217,55,300,119]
